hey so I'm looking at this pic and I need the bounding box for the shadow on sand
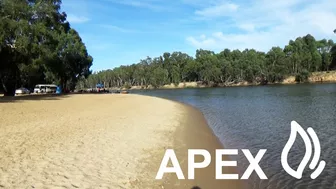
[191,187,201,189]
[0,94,70,103]
[0,92,116,103]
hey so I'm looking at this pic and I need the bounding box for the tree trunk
[2,82,16,96]
[60,78,67,93]
[0,70,18,96]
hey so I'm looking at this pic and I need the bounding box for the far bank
[124,71,336,90]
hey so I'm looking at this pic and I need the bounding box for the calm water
[133,83,336,189]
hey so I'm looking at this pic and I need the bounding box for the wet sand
[162,102,243,189]
[0,94,243,188]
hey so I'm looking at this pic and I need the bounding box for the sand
[0,94,243,189]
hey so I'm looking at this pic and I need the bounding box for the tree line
[0,0,93,96]
[82,34,336,89]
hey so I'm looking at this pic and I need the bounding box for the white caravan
[34,84,58,94]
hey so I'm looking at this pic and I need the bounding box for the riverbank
[164,102,244,189]
[127,71,336,90]
[282,71,336,84]
[0,94,242,188]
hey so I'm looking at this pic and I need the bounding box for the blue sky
[61,0,336,71]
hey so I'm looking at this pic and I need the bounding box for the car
[15,88,30,95]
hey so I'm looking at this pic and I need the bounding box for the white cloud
[186,0,336,52]
[121,0,163,10]
[67,14,90,24]
[195,2,239,17]
[238,24,255,32]
[104,0,166,11]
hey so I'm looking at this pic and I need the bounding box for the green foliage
[83,34,336,89]
[0,1,335,94]
[123,82,132,89]
[150,65,169,88]
[266,47,288,82]
[0,0,92,95]
[330,45,336,70]
[295,69,310,83]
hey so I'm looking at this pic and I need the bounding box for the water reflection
[134,83,336,189]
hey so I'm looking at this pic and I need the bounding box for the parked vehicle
[34,84,58,93]
[121,90,129,94]
[15,88,30,95]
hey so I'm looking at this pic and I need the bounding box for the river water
[133,83,336,189]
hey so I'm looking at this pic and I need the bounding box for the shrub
[123,82,132,89]
[295,69,310,82]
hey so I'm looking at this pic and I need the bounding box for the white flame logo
[281,121,326,179]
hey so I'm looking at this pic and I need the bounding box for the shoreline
[0,94,243,188]
[165,101,244,189]
[126,80,336,91]
[128,95,244,188]
[122,71,336,90]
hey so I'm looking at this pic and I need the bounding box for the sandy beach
[0,94,242,189]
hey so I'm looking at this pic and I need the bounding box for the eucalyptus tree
[0,0,92,95]
[265,47,287,82]
[84,34,336,89]
[45,29,92,91]
[0,0,34,95]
